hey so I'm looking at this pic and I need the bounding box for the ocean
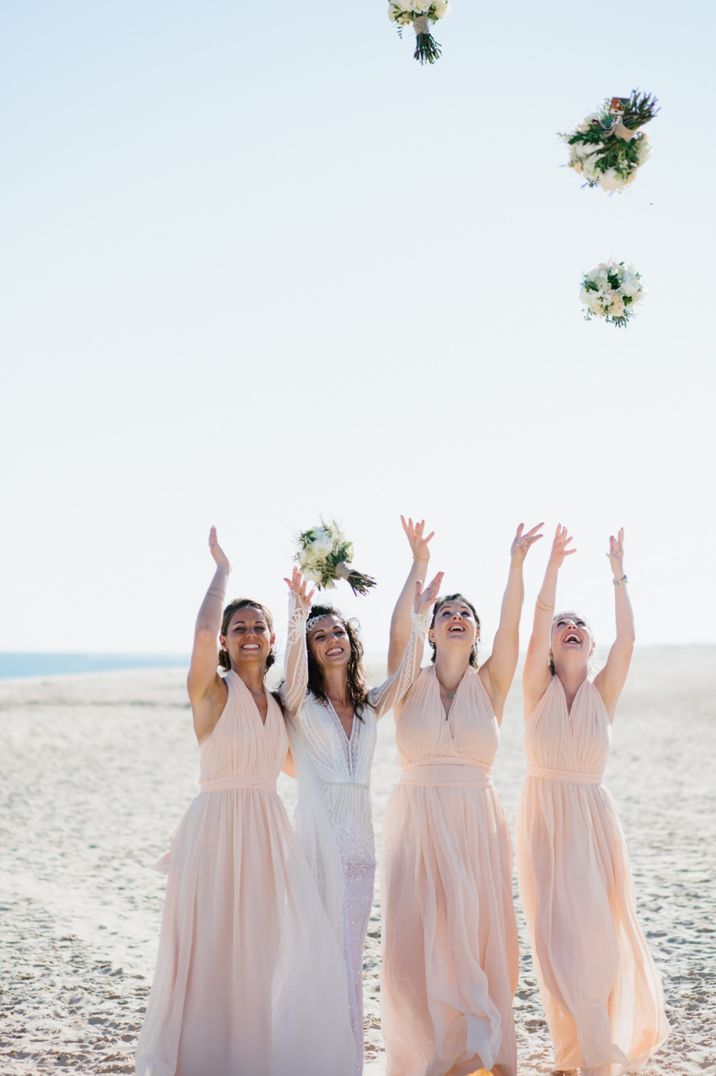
[0,652,188,680]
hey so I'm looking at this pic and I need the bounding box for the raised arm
[187,527,231,740]
[523,525,576,714]
[371,571,443,717]
[480,522,543,715]
[387,516,435,676]
[281,568,315,716]
[593,528,635,718]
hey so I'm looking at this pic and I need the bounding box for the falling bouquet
[295,521,377,595]
[388,0,450,65]
[562,90,658,192]
[580,261,644,328]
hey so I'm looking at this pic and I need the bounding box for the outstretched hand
[548,524,577,568]
[414,571,444,616]
[283,567,315,614]
[209,526,231,572]
[510,521,544,561]
[401,515,435,563]
[607,527,625,578]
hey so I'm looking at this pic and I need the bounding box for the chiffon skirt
[516,777,669,1075]
[135,786,355,1076]
[381,776,518,1076]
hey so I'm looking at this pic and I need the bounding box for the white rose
[608,296,625,317]
[620,272,640,298]
[433,0,450,17]
[310,528,334,555]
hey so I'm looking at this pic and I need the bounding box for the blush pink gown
[516,677,669,1076]
[381,666,519,1076]
[135,670,355,1076]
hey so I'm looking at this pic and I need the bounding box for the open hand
[548,524,577,568]
[607,527,625,578]
[414,571,444,616]
[510,521,544,561]
[401,515,435,563]
[283,567,315,613]
[209,526,231,572]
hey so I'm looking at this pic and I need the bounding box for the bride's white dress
[282,595,428,1074]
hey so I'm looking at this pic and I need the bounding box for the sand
[1,647,715,1074]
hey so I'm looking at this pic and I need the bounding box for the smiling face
[307,615,352,671]
[221,605,275,673]
[429,596,480,664]
[550,611,594,671]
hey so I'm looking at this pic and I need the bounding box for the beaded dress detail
[282,594,429,1075]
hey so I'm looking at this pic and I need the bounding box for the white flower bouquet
[295,521,377,596]
[580,261,644,328]
[561,90,658,192]
[388,0,450,65]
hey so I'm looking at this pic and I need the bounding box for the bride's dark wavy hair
[218,599,276,672]
[429,593,481,669]
[306,604,370,719]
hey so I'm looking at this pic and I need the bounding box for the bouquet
[561,90,658,192]
[388,0,450,65]
[295,521,377,595]
[580,261,644,328]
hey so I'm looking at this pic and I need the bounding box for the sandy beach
[1,647,714,1075]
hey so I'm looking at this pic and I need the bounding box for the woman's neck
[555,664,588,699]
[320,665,350,706]
[234,664,266,696]
[434,650,469,693]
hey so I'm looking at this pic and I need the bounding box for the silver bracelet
[612,574,628,587]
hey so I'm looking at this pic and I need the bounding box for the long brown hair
[429,592,481,669]
[306,604,369,718]
[218,599,276,672]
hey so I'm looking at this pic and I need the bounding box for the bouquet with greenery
[580,260,644,328]
[295,521,377,596]
[562,91,658,192]
[388,0,450,65]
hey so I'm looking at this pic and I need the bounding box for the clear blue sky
[2,0,714,653]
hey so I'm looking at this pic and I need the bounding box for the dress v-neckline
[234,673,270,728]
[433,666,468,725]
[557,675,588,719]
[326,698,356,746]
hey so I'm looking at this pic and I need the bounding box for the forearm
[372,608,429,717]
[498,557,525,635]
[195,566,229,635]
[283,593,309,714]
[388,556,429,670]
[614,578,635,642]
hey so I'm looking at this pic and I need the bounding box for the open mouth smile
[325,647,344,657]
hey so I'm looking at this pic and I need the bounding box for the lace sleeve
[367,608,430,718]
[282,592,309,716]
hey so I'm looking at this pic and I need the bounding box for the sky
[2,0,715,655]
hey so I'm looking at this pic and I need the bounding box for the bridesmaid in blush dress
[135,529,354,1076]
[516,526,669,1076]
[381,521,543,1076]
